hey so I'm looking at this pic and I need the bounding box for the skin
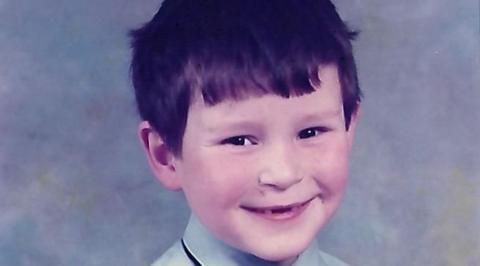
[139,64,359,265]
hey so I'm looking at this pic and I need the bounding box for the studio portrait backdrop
[0,0,478,265]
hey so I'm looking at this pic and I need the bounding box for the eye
[298,127,330,139]
[220,136,257,146]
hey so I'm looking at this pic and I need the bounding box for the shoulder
[318,250,350,266]
[151,240,194,266]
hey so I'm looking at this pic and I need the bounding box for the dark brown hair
[130,0,362,156]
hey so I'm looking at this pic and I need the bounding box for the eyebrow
[204,108,342,134]
[204,120,261,134]
[298,109,343,123]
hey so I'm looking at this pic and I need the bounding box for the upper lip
[241,197,315,211]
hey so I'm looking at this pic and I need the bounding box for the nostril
[257,171,303,190]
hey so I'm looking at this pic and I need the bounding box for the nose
[258,142,303,191]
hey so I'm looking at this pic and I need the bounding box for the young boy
[130,0,361,265]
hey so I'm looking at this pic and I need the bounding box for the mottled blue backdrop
[0,0,478,265]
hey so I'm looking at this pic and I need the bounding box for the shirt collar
[182,214,328,266]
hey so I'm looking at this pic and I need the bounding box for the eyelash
[297,127,330,139]
[220,127,329,146]
[220,136,257,146]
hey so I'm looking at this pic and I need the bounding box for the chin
[248,237,312,262]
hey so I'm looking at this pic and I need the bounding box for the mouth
[241,197,316,221]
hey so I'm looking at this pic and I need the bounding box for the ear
[138,121,182,191]
[346,104,360,151]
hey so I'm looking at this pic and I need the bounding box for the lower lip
[242,198,314,221]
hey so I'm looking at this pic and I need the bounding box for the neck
[183,214,301,266]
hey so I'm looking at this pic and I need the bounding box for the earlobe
[138,121,182,191]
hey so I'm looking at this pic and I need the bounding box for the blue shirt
[152,215,349,266]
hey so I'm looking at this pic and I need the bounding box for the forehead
[187,65,343,127]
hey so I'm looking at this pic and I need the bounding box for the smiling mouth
[241,197,315,220]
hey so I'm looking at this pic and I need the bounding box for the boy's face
[147,64,358,262]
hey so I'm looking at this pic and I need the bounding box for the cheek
[181,152,254,208]
[308,136,350,193]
